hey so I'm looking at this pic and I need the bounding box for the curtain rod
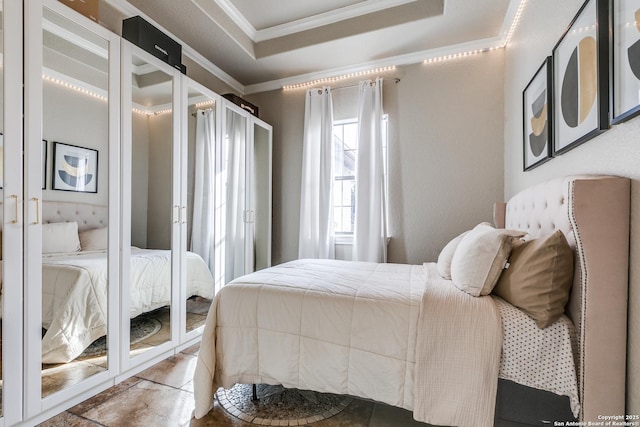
[330,77,401,91]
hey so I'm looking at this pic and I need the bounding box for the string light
[504,0,527,46]
[422,46,503,64]
[43,74,108,102]
[195,100,215,107]
[282,66,396,90]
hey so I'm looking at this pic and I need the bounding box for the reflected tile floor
[38,344,528,427]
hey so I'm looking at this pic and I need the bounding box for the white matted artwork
[523,57,553,171]
[52,141,98,193]
[612,0,640,122]
[552,0,609,154]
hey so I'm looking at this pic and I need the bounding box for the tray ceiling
[117,0,517,93]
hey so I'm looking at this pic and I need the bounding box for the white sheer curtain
[353,78,387,262]
[224,109,246,281]
[190,108,215,270]
[298,87,335,259]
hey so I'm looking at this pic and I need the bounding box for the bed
[193,175,630,426]
[1,201,215,364]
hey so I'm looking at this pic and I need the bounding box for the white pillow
[450,223,525,297]
[79,227,108,251]
[437,230,469,279]
[42,222,81,254]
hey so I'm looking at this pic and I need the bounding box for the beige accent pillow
[437,230,469,279]
[79,227,108,251]
[493,230,574,328]
[42,221,81,254]
[450,223,525,297]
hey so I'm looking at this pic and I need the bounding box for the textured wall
[503,0,640,413]
[248,52,506,265]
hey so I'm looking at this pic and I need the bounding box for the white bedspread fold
[413,263,502,427]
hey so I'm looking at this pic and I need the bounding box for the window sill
[334,235,353,245]
[334,236,391,246]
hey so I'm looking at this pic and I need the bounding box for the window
[332,116,388,235]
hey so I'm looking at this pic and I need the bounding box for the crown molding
[253,0,419,42]
[213,0,257,39]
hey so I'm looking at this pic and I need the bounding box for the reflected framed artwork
[523,57,553,170]
[552,0,609,155]
[52,141,98,193]
[612,0,640,123]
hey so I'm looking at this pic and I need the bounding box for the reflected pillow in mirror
[42,221,81,254]
[79,227,108,251]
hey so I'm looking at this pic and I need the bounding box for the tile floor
[37,344,416,427]
[38,344,529,427]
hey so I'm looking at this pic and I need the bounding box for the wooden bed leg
[252,384,258,401]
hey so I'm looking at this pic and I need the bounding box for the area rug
[217,383,353,425]
[79,316,162,358]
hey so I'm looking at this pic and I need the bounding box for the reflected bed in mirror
[0,201,214,395]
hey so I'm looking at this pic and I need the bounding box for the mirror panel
[215,106,247,286]
[251,122,272,272]
[0,0,4,417]
[129,51,174,357]
[185,86,216,334]
[41,5,110,397]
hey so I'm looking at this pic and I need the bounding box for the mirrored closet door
[24,0,120,416]
[180,79,219,340]
[121,41,180,367]
[247,119,273,274]
[217,103,248,285]
[2,1,24,425]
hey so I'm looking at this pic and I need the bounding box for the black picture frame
[552,0,610,155]
[611,0,640,123]
[52,141,98,193]
[523,57,553,171]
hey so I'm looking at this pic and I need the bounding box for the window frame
[332,115,388,241]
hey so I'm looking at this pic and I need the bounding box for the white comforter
[193,259,502,426]
[40,248,214,363]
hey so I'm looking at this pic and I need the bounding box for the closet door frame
[1,1,24,425]
[246,117,273,273]
[120,42,182,375]
[178,78,221,346]
[24,0,121,420]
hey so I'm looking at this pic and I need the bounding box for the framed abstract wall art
[523,57,553,170]
[612,0,640,123]
[552,0,609,155]
[52,141,98,193]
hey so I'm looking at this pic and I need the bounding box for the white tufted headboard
[0,201,108,231]
[42,201,108,231]
[495,175,630,422]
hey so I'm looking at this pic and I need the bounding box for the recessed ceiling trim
[244,36,504,94]
[252,0,421,42]
[105,0,246,93]
[213,0,257,39]
[43,19,108,59]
